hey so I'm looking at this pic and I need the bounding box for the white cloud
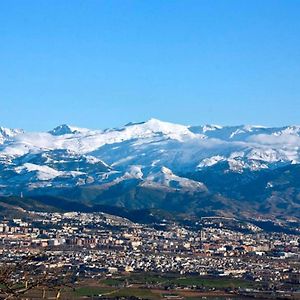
[248,134,300,146]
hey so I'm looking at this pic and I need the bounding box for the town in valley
[0,211,299,299]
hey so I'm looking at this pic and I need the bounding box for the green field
[74,286,158,299]
[72,273,257,299]
[112,288,158,299]
[169,277,253,288]
[99,273,254,289]
[100,274,170,286]
[74,287,114,297]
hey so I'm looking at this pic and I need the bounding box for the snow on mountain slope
[145,166,207,191]
[15,163,65,181]
[0,119,197,157]
[0,127,24,144]
[197,155,225,168]
[189,124,270,141]
[0,119,300,195]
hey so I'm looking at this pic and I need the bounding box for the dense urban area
[0,211,299,299]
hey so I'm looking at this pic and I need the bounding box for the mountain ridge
[0,119,299,220]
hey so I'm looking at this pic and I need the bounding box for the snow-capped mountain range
[0,119,300,219]
[1,119,300,219]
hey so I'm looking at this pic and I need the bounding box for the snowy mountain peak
[100,118,196,143]
[201,124,223,133]
[127,118,190,134]
[49,124,92,136]
[128,118,195,139]
[273,125,300,136]
[242,124,266,131]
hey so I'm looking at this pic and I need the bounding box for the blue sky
[1,0,300,131]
